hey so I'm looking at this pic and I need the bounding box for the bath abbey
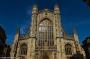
[10,5,86,59]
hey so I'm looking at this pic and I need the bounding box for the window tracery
[36,18,54,48]
[20,44,27,55]
[65,44,72,55]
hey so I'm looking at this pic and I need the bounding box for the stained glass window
[37,18,54,47]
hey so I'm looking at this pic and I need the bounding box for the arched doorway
[43,54,49,59]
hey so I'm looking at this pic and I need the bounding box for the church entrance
[42,54,49,59]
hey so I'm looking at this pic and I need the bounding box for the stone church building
[10,5,86,59]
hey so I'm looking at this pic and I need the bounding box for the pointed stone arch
[19,43,27,55]
[42,53,49,59]
[39,18,53,25]
[65,44,72,55]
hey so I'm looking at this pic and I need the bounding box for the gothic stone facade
[10,5,86,59]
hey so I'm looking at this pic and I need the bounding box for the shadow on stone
[70,52,84,59]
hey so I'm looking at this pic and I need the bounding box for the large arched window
[20,44,27,55]
[65,44,72,55]
[37,18,53,47]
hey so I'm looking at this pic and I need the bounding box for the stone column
[56,38,61,59]
[61,38,66,59]
[30,38,35,59]
[52,52,54,59]
[27,39,31,59]
[16,44,20,59]
[72,43,77,54]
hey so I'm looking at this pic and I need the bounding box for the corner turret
[32,5,38,14]
[54,4,60,14]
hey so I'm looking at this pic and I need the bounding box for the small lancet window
[65,44,72,55]
[20,44,27,55]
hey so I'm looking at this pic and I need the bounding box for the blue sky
[0,0,90,45]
